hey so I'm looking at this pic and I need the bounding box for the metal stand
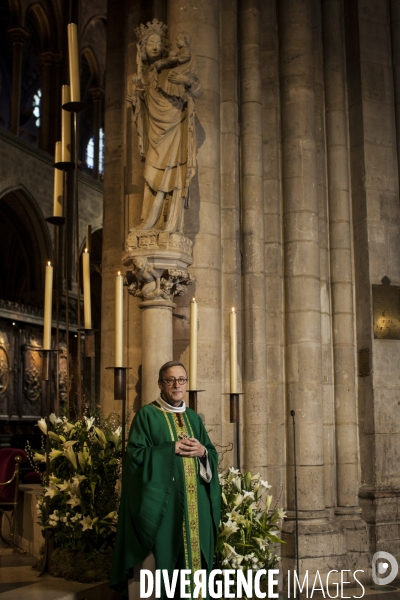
[83,329,96,411]
[188,389,205,413]
[290,409,300,578]
[45,217,65,414]
[38,349,53,576]
[106,367,130,468]
[229,393,243,470]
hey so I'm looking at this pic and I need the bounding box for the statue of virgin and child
[127,20,202,234]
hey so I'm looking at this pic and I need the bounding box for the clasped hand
[175,438,205,458]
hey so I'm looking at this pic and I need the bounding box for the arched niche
[0,186,53,305]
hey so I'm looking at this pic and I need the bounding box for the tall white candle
[67,24,80,103]
[115,272,123,367]
[189,298,198,389]
[61,85,72,162]
[230,307,238,393]
[43,262,53,350]
[82,249,92,329]
[53,142,63,217]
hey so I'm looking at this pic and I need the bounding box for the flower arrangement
[215,468,285,596]
[31,413,121,558]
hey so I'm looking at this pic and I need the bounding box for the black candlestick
[229,392,244,470]
[106,366,130,468]
[188,389,205,413]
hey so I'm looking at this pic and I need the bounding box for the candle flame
[192,297,196,302]
[231,307,235,313]
[84,248,88,253]
[47,261,52,266]
[118,271,121,276]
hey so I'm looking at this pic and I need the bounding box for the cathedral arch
[0,185,53,305]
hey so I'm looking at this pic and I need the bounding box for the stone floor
[0,538,118,600]
[1,536,400,600]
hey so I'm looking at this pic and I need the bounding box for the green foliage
[34,413,121,554]
[214,468,285,598]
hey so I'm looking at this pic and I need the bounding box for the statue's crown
[135,19,168,41]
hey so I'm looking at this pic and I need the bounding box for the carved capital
[89,87,104,103]
[8,26,30,46]
[124,257,195,302]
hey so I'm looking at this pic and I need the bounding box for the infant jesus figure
[154,31,194,99]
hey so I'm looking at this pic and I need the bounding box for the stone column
[312,1,336,512]
[239,0,267,473]
[39,51,54,152]
[140,301,175,403]
[391,0,400,181]
[89,87,104,180]
[125,2,144,410]
[322,0,361,514]
[168,0,222,444]
[220,0,241,463]
[8,27,29,135]
[278,0,326,518]
[100,0,126,417]
[261,0,285,495]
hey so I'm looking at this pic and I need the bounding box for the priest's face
[159,365,188,406]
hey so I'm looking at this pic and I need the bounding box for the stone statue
[127,19,202,233]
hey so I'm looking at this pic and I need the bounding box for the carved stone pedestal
[123,230,195,405]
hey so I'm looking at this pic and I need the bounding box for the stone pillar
[322,0,361,514]
[125,2,144,410]
[312,1,336,512]
[100,0,126,417]
[278,0,326,518]
[220,0,241,464]
[8,27,29,135]
[391,0,400,181]
[140,301,175,403]
[261,0,285,496]
[89,87,104,180]
[168,0,222,444]
[239,0,267,473]
[39,51,54,152]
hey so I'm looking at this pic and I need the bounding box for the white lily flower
[223,542,238,559]
[277,508,286,519]
[49,449,63,461]
[36,418,47,435]
[56,480,71,492]
[72,475,86,486]
[233,493,244,507]
[232,476,242,493]
[48,431,61,442]
[33,452,46,462]
[111,427,122,448]
[94,427,107,445]
[63,445,78,469]
[45,484,61,498]
[66,494,81,508]
[84,416,95,431]
[49,413,62,425]
[80,515,96,531]
[260,479,271,490]
[220,519,239,538]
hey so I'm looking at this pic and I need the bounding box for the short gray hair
[158,361,187,381]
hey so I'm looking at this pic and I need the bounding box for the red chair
[0,448,28,550]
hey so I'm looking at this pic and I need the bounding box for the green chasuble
[110,401,221,598]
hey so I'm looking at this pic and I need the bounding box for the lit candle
[82,249,92,329]
[230,307,238,393]
[53,142,63,217]
[61,85,72,162]
[43,262,53,350]
[189,298,198,389]
[67,24,80,103]
[115,271,123,367]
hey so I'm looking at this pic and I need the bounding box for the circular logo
[372,551,398,585]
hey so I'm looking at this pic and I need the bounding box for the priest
[110,361,221,598]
